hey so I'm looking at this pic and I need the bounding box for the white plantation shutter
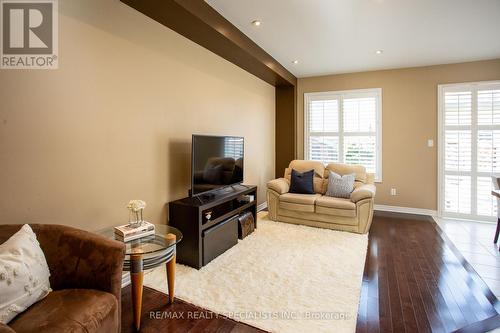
[309,99,339,132]
[309,136,339,162]
[307,98,340,162]
[343,97,377,132]
[343,136,376,173]
[444,130,471,172]
[304,89,382,181]
[444,91,471,126]
[440,81,500,220]
[444,175,471,214]
[478,90,500,125]
[442,90,473,215]
[343,96,378,174]
[477,176,496,216]
[477,130,500,173]
[476,88,500,218]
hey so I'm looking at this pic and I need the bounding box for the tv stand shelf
[168,184,257,269]
[201,200,255,231]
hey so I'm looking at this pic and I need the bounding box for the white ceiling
[206,0,500,78]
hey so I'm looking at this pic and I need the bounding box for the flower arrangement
[127,200,146,227]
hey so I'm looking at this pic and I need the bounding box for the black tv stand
[168,185,257,269]
[199,192,216,201]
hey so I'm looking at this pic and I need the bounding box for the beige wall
[297,59,500,210]
[0,0,275,230]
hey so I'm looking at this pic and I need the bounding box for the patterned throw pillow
[289,169,315,194]
[326,171,355,198]
[0,225,51,324]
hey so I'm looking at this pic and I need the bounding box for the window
[439,81,500,221]
[304,89,382,181]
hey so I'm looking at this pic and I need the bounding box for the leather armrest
[30,225,125,303]
[0,224,125,333]
[0,323,16,333]
[351,183,376,202]
[267,178,290,194]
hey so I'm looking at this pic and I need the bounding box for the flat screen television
[191,135,244,196]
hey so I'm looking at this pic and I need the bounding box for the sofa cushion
[280,193,321,205]
[315,196,357,218]
[279,193,321,213]
[278,208,358,224]
[8,289,118,333]
[289,169,315,194]
[279,202,315,213]
[325,163,367,183]
[316,196,356,210]
[287,160,325,178]
[315,206,357,218]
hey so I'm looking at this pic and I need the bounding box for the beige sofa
[266,160,376,234]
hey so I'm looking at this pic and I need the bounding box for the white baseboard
[257,202,268,212]
[374,204,437,217]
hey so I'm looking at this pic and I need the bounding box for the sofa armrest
[0,324,15,333]
[267,178,290,195]
[366,173,375,184]
[29,224,125,302]
[351,183,376,202]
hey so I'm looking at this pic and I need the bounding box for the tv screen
[191,135,244,196]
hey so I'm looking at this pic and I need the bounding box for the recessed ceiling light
[292,60,299,64]
[375,50,383,54]
[251,20,261,27]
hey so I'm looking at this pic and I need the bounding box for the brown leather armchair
[0,224,125,333]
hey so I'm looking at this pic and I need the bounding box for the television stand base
[169,185,257,269]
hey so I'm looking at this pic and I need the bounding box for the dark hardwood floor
[121,212,500,332]
[121,286,265,333]
[356,212,500,333]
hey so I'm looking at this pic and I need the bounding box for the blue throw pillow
[289,169,315,194]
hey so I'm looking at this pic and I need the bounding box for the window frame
[304,88,383,182]
[437,80,500,222]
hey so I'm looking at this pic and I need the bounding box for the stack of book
[114,221,155,242]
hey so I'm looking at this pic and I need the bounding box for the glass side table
[97,224,182,331]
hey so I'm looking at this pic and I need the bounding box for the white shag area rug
[144,212,368,333]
